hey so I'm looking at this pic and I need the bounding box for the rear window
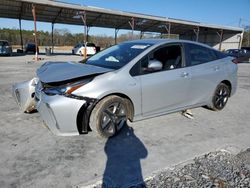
[242,47,250,52]
[27,43,35,47]
[0,41,9,46]
[186,43,218,66]
[86,43,96,47]
[214,50,227,59]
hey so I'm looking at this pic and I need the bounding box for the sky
[0,0,250,36]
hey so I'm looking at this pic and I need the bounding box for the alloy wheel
[100,102,127,135]
[214,85,229,110]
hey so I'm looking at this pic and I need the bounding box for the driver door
[139,44,190,117]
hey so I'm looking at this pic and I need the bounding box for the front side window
[85,42,152,70]
[186,43,217,66]
[130,44,183,76]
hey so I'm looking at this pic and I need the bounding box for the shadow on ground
[102,125,148,187]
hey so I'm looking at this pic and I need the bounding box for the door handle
[181,72,189,77]
[128,82,136,86]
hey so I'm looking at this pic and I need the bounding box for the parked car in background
[72,42,97,56]
[241,47,250,52]
[25,43,39,54]
[225,49,250,63]
[12,39,238,138]
[0,40,12,56]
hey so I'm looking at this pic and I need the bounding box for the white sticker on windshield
[131,45,149,49]
[105,56,119,62]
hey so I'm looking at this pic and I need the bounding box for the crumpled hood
[36,61,112,83]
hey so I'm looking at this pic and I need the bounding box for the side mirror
[147,59,163,71]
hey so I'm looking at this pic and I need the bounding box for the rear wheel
[89,95,128,138]
[210,83,230,111]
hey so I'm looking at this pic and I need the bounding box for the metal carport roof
[0,0,243,35]
[0,0,244,59]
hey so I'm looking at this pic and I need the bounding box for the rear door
[184,43,227,105]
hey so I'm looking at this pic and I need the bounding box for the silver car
[12,39,238,138]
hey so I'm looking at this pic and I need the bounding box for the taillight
[232,59,238,64]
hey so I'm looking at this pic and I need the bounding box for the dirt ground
[0,54,250,187]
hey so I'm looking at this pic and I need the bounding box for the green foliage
[0,28,135,48]
[242,27,250,47]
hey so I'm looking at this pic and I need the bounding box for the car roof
[122,38,216,50]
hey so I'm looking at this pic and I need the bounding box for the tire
[209,83,230,111]
[89,95,128,138]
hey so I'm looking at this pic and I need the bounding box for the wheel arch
[76,92,135,134]
[221,80,232,96]
[98,93,135,122]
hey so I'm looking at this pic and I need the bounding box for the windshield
[85,42,152,69]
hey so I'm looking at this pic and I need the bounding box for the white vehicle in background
[72,42,96,56]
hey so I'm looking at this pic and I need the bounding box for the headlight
[43,80,89,96]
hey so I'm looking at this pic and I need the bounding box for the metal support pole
[216,30,224,51]
[140,31,144,39]
[204,32,207,44]
[80,11,87,60]
[163,22,171,38]
[128,17,135,39]
[193,27,199,42]
[19,19,23,51]
[87,26,90,42]
[115,28,119,44]
[239,31,244,49]
[32,4,38,61]
[51,23,54,54]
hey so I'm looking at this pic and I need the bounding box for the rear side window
[215,50,227,59]
[186,43,217,66]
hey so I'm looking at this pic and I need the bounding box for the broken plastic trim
[73,95,98,134]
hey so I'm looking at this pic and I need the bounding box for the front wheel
[209,83,230,111]
[89,96,128,138]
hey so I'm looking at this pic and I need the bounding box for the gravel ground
[88,149,250,188]
[145,149,250,188]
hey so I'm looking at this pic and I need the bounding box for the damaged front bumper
[12,78,98,136]
[12,78,38,113]
[35,92,85,136]
[35,92,98,136]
